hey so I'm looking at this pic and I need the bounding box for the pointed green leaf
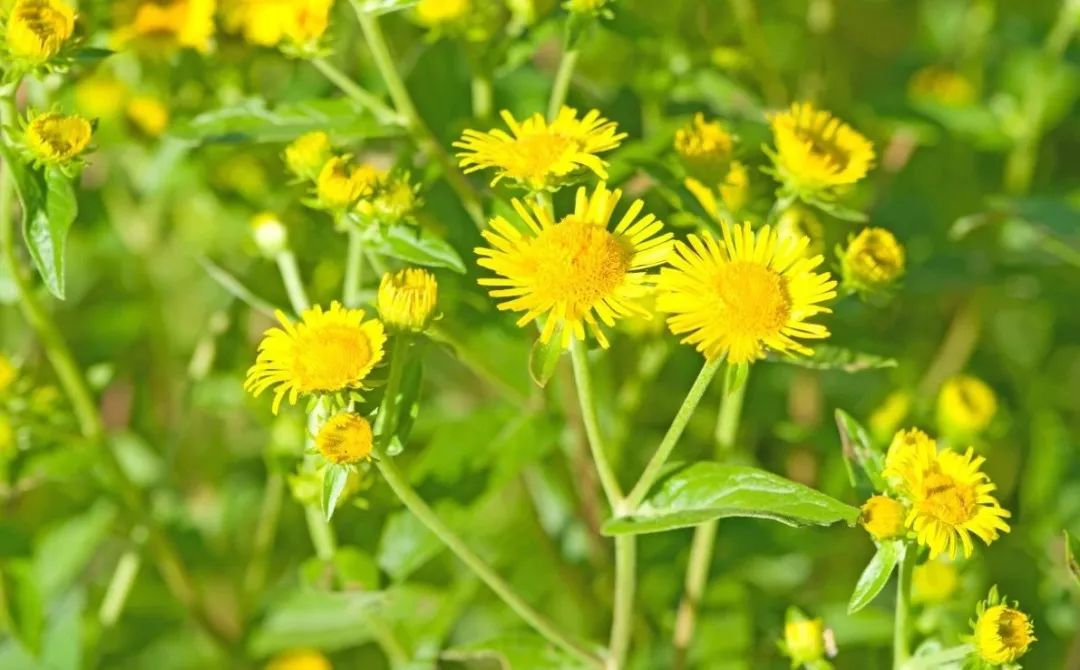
[768,345,897,372]
[248,589,385,657]
[835,409,886,493]
[603,462,859,536]
[528,335,563,388]
[171,98,401,144]
[848,541,902,614]
[369,223,466,273]
[724,361,749,395]
[321,465,350,521]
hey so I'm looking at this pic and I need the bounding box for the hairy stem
[608,534,637,669]
[275,250,310,314]
[310,56,402,124]
[894,544,915,667]
[548,48,579,121]
[343,229,365,308]
[568,339,624,508]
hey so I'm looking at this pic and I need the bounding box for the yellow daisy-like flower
[899,444,1011,559]
[783,618,826,667]
[476,182,671,348]
[883,427,935,486]
[24,111,92,165]
[768,101,874,194]
[415,0,469,26]
[860,495,907,541]
[972,592,1035,666]
[911,559,958,605]
[656,222,837,364]
[284,131,332,181]
[126,95,169,137]
[316,158,383,210]
[266,648,332,670]
[223,0,332,49]
[840,227,905,293]
[315,413,374,465]
[4,0,76,65]
[455,107,627,191]
[116,0,216,53]
[937,374,997,437]
[245,302,387,414]
[378,268,438,332]
[674,113,734,183]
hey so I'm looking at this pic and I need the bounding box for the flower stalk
[894,543,916,667]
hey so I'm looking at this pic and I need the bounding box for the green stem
[672,365,748,670]
[310,57,402,124]
[374,451,603,668]
[350,3,486,230]
[275,250,310,314]
[608,534,636,669]
[548,48,579,121]
[568,339,623,508]
[894,544,915,667]
[244,471,285,600]
[343,229,365,308]
[99,549,142,627]
[376,334,410,443]
[304,504,337,561]
[625,359,722,508]
[471,73,493,120]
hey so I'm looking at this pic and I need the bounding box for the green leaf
[442,634,593,670]
[768,345,897,372]
[377,509,444,582]
[369,223,466,273]
[848,541,902,614]
[835,409,886,493]
[247,589,384,657]
[603,462,860,536]
[3,561,44,654]
[34,501,117,599]
[170,98,400,144]
[321,465,350,521]
[528,334,563,388]
[71,46,114,62]
[724,361,749,395]
[1066,530,1080,588]
[353,0,419,15]
[40,590,84,670]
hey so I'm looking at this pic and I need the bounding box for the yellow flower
[315,413,373,465]
[24,111,92,164]
[0,355,15,393]
[674,113,735,183]
[4,0,76,65]
[355,172,419,225]
[415,0,469,26]
[74,75,128,120]
[860,495,906,541]
[909,66,975,107]
[116,0,216,53]
[126,95,169,136]
[775,207,825,258]
[455,107,627,191]
[937,374,997,437]
[284,131,332,181]
[783,618,826,667]
[869,390,911,445]
[840,227,905,293]
[883,427,935,486]
[251,212,288,257]
[768,101,874,194]
[657,222,836,364]
[224,0,332,49]
[378,268,438,332]
[719,160,750,213]
[901,445,1011,559]
[266,648,332,670]
[476,182,671,349]
[972,591,1035,666]
[316,158,381,210]
[912,559,958,604]
[245,302,387,414]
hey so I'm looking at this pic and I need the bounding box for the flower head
[284,131,332,181]
[883,427,935,486]
[266,648,332,670]
[768,101,874,196]
[4,0,76,65]
[937,374,997,437]
[251,212,288,257]
[115,0,216,53]
[355,171,420,225]
[24,111,92,165]
[378,268,438,332]
[912,559,958,604]
[476,182,670,348]
[316,157,382,210]
[245,302,387,414]
[224,0,332,50]
[782,617,826,668]
[315,413,374,465]
[972,589,1035,666]
[657,222,836,364]
[840,227,905,294]
[126,95,169,136]
[455,107,626,191]
[860,495,907,541]
[719,160,750,213]
[675,113,735,183]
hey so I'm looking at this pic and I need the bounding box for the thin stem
[548,48,579,121]
[625,359,722,509]
[376,334,410,443]
[343,229,365,308]
[99,549,142,627]
[568,339,624,509]
[894,544,915,668]
[608,535,636,670]
[244,471,285,600]
[350,3,486,230]
[310,56,402,124]
[275,250,310,314]
[374,451,603,668]
[304,504,337,561]
[471,73,493,120]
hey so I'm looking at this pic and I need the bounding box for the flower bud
[674,113,734,183]
[5,0,75,65]
[783,617,826,667]
[315,413,373,465]
[251,212,288,257]
[840,227,905,294]
[937,374,996,438]
[377,268,438,332]
[24,111,92,165]
[316,157,380,210]
[860,495,907,541]
[284,131,332,181]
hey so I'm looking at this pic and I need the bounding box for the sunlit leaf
[369,223,466,273]
[248,589,384,656]
[835,409,886,493]
[848,541,902,614]
[768,346,897,372]
[171,98,401,144]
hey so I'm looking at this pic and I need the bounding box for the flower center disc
[513,133,579,179]
[711,261,792,337]
[799,130,851,171]
[996,610,1030,649]
[528,218,632,318]
[291,324,374,393]
[919,470,977,525]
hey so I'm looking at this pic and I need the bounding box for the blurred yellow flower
[116,0,216,53]
[126,95,169,136]
[720,160,750,213]
[0,355,15,393]
[840,227,905,294]
[476,182,671,349]
[74,75,128,120]
[674,113,734,183]
[911,559,958,604]
[768,101,874,194]
[868,390,911,445]
[860,495,906,541]
[251,212,288,257]
[284,131,332,181]
[657,222,836,364]
[224,0,332,49]
[455,107,626,191]
[4,0,75,65]
[316,158,382,210]
[24,111,92,164]
[378,268,438,332]
[316,413,373,465]
[266,648,332,670]
[783,618,826,667]
[415,0,469,26]
[245,302,387,414]
[972,592,1035,665]
[937,374,997,437]
[908,66,975,107]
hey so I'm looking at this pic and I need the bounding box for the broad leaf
[768,345,897,372]
[848,541,902,614]
[835,409,886,493]
[171,98,400,144]
[377,509,443,582]
[603,462,859,536]
[34,502,117,599]
[321,465,350,521]
[248,589,384,656]
[369,223,466,273]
